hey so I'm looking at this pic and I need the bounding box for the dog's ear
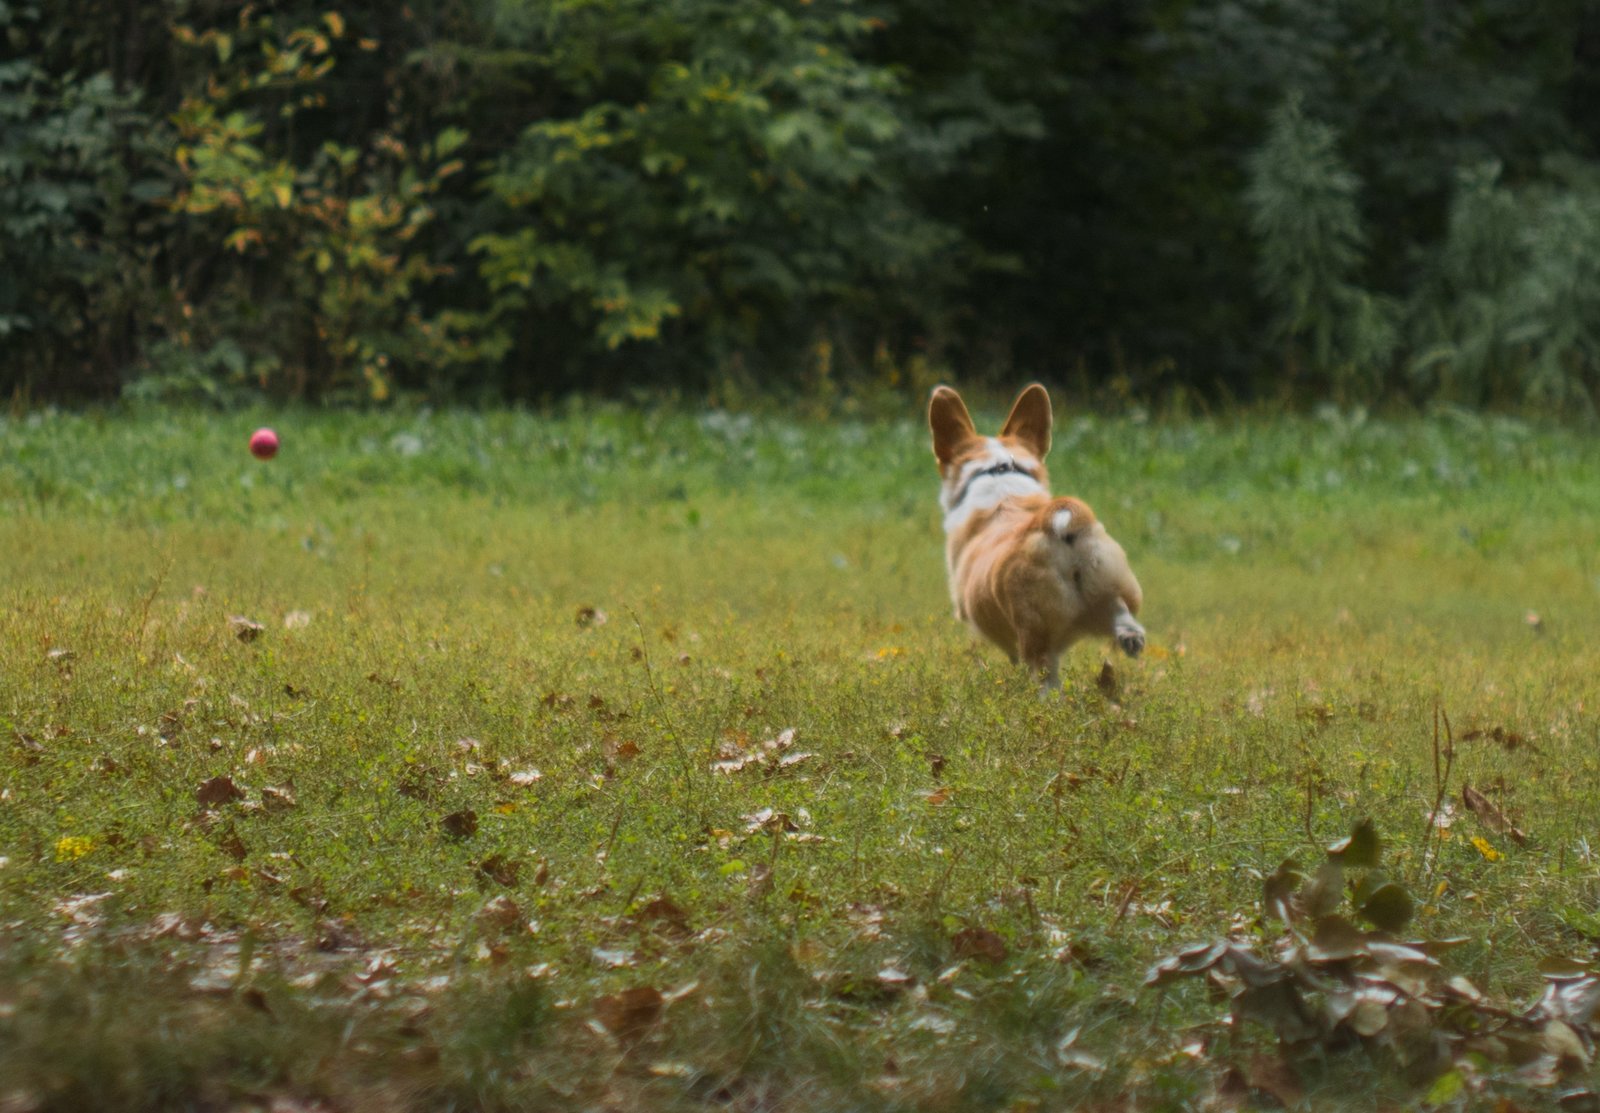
[1000,383,1052,459]
[929,386,978,467]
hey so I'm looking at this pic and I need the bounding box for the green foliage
[147,8,485,402]
[470,0,966,390]
[0,2,170,400]
[10,0,1600,405]
[1246,96,1396,395]
[1409,161,1600,411]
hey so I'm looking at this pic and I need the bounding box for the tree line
[5,0,1600,410]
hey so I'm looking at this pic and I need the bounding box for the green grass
[3,402,1600,1110]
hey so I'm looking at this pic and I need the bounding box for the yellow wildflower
[54,836,94,861]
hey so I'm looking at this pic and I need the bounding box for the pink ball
[249,427,279,460]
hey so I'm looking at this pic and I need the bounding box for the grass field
[3,402,1600,1111]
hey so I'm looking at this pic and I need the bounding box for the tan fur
[929,384,1145,691]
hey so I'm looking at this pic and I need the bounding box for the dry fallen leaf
[876,964,914,988]
[478,854,519,887]
[216,826,248,862]
[605,735,641,762]
[196,775,245,809]
[1459,725,1536,753]
[637,896,692,939]
[476,894,523,930]
[228,616,265,643]
[951,926,1009,964]
[594,985,663,1043]
[1096,662,1118,698]
[1462,784,1529,846]
[261,784,296,812]
[440,809,478,840]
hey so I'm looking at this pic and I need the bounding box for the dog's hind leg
[1018,631,1061,696]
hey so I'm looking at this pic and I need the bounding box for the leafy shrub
[1408,160,1600,412]
[1245,96,1396,397]
[149,8,487,402]
[0,2,170,402]
[470,0,969,393]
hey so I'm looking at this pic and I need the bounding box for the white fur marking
[1050,507,1073,536]
[941,439,1044,532]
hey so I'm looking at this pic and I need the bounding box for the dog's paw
[1116,627,1145,658]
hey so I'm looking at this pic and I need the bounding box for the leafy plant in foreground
[1148,819,1600,1106]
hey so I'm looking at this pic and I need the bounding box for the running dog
[930,383,1145,692]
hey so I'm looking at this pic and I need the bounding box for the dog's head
[929,384,1053,514]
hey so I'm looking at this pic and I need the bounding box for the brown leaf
[478,854,519,887]
[476,894,523,930]
[1096,662,1118,698]
[1263,859,1302,924]
[638,896,692,939]
[1245,1054,1304,1106]
[228,616,265,643]
[196,775,245,808]
[216,826,248,862]
[1462,784,1529,846]
[742,807,796,835]
[1304,915,1367,963]
[1215,1067,1251,1111]
[575,605,608,628]
[440,809,478,839]
[1232,979,1320,1044]
[594,986,663,1043]
[261,784,296,812]
[1459,725,1537,753]
[604,735,641,762]
[13,733,44,765]
[951,926,1008,964]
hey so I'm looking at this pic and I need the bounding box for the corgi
[929,383,1144,692]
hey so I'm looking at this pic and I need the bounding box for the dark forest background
[7,0,1600,410]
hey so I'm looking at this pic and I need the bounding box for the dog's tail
[1032,496,1097,543]
[1032,495,1144,620]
